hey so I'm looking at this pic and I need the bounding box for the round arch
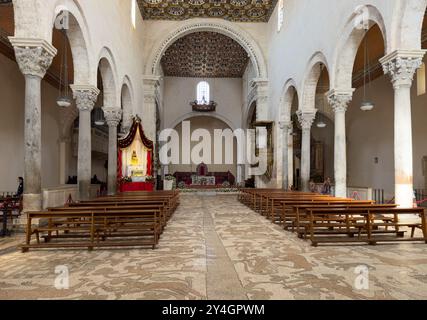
[168,112,237,132]
[301,51,330,112]
[332,4,388,90]
[120,76,133,131]
[51,1,93,84]
[98,47,119,108]
[279,79,299,122]
[392,0,427,50]
[145,19,267,79]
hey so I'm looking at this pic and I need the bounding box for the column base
[395,184,415,208]
[23,193,42,212]
[78,180,91,201]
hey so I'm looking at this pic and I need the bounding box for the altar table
[119,182,154,192]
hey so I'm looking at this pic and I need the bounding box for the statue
[131,150,139,166]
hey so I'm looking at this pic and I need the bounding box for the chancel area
[1,0,427,300]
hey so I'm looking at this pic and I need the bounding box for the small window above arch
[197,81,210,104]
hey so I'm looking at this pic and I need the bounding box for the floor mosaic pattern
[0,194,426,300]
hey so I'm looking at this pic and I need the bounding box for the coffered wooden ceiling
[137,0,278,22]
[161,31,250,78]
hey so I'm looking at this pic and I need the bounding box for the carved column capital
[103,107,122,127]
[9,38,57,78]
[380,50,426,89]
[327,89,354,113]
[297,110,316,131]
[71,85,100,112]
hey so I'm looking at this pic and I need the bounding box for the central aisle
[0,194,426,300]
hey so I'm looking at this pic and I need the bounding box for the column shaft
[394,86,413,208]
[108,125,118,195]
[300,128,311,192]
[334,110,347,197]
[77,109,92,200]
[380,50,426,207]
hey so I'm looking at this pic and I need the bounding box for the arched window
[277,0,284,32]
[197,81,210,104]
[131,0,136,29]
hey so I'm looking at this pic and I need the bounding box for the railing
[373,189,385,204]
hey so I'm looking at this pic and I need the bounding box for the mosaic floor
[0,194,426,300]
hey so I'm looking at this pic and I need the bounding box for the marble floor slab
[0,194,426,300]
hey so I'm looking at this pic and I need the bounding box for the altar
[117,116,154,192]
[191,175,215,186]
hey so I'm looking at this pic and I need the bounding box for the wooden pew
[21,208,162,252]
[292,203,397,237]
[305,207,427,246]
[21,191,179,252]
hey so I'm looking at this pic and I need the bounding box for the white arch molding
[332,4,388,90]
[168,112,237,132]
[52,1,94,84]
[301,51,331,112]
[98,47,119,108]
[279,79,298,122]
[145,19,268,79]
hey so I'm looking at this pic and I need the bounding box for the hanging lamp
[360,26,374,111]
[56,28,72,108]
[316,63,327,128]
[94,107,105,126]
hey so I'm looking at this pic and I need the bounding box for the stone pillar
[142,76,160,143]
[327,89,354,198]
[252,79,269,188]
[279,120,291,190]
[70,85,100,201]
[288,124,294,188]
[104,108,122,195]
[380,50,426,208]
[237,164,244,185]
[297,111,316,192]
[59,137,71,185]
[9,38,56,212]
[252,79,269,121]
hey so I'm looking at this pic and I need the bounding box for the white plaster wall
[169,116,237,178]
[163,77,243,130]
[0,54,60,191]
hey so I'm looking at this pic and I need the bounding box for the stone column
[142,76,160,143]
[58,137,71,185]
[380,50,426,208]
[327,89,353,198]
[237,164,244,185]
[252,79,269,121]
[279,120,291,189]
[297,111,316,192]
[142,76,160,183]
[70,85,100,201]
[288,124,294,188]
[103,107,122,195]
[252,79,269,188]
[9,38,56,212]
